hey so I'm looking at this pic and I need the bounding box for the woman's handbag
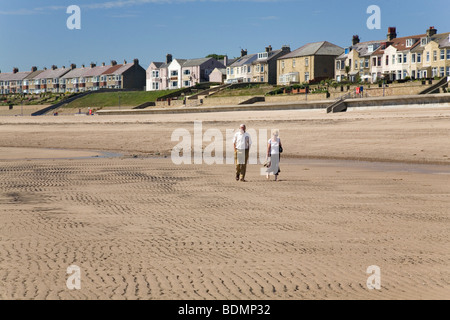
[278,138,283,153]
[263,158,271,167]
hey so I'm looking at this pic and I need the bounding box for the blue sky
[0,0,449,72]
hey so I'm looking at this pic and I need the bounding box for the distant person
[266,129,282,181]
[233,124,252,182]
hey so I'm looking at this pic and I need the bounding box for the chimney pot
[427,26,437,37]
[133,58,139,65]
[352,35,360,45]
[387,27,397,41]
[124,60,127,65]
[31,66,37,72]
[70,64,76,70]
[102,62,105,67]
[52,65,57,70]
[90,63,96,68]
[111,60,117,66]
[13,68,19,74]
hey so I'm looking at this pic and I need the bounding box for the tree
[345,66,351,81]
[206,54,227,60]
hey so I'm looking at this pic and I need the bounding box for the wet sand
[0,106,449,300]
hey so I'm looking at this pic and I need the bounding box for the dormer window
[344,48,349,55]
[421,38,429,46]
[406,39,414,47]
[368,45,374,53]
[257,52,268,60]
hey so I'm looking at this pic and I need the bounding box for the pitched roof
[104,63,134,75]
[33,67,71,80]
[182,57,212,67]
[437,33,450,48]
[0,71,31,81]
[212,68,226,75]
[372,33,426,55]
[62,67,90,79]
[230,54,258,67]
[152,62,164,68]
[280,41,343,59]
[24,70,45,80]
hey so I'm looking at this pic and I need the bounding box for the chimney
[281,45,290,52]
[81,65,85,68]
[427,26,437,37]
[31,66,37,72]
[44,67,47,70]
[111,60,117,66]
[52,65,57,70]
[166,54,173,64]
[133,58,139,66]
[102,62,105,67]
[223,55,228,66]
[90,63,96,68]
[241,49,248,57]
[352,35,360,45]
[70,64,76,70]
[13,68,19,74]
[387,27,397,41]
[124,59,127,65]
[265,45,273,53]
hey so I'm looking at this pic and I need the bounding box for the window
[392,55,396,65]
[305,58,309,67]
[440,49,445,60]
[293,59,296,68]
[421,38,429,46]
[237,67,240,75]
[256,65,260,72]
[152,82,159,90]
[170,70,178,77]
[365,59,369,68]
[447,67,450,76]
[397,54,402,64]
[406,39,413,47]
[230,68,234,75]
[403,70,407,79]
[41,79,46,84]
[355,60,358,69]
[447,49,450,60]
[412,54,416,63]
[368,45,374,53]
[257,52,268,60]
[373,57,377,66]
[260,65,264,72]
[377,57,381,67]
[426,52,430,62]
[433,51,437,61]
[432,68,438,77]
[397,70,402,80]
[184,80,191,87]
[305,72,310,82]
[227,68,230,75]
[385,55,389,66]
[403,54,407,63]
[260,76,264,82]
[281,61,285,69]
[360,60,364,69]
[440,67,445,77]
[247,66,251,73]
[336,61,340,70]
[171,81,178,88]
[183,69,190,75]
[417,53,422,63]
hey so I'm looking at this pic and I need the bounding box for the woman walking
[266,129,282,181]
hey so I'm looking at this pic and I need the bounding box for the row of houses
[1,26,449,95]
[336,26,450,82]
[145,26,450,90]
[0,59,146,95]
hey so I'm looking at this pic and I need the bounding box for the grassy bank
[62,90,179,109]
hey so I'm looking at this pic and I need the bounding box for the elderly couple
[233,124,282,182]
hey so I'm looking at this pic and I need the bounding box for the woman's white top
[268,138,280,155]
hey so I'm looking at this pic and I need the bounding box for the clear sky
[0,0,449,72]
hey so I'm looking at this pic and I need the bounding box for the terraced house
[278,41,343,85]
[226,46,290,84]
[335,36,381,82]
[0,68,30,94]
[29,65,71,94]
[369,26,450,81]
[146,55,225,90]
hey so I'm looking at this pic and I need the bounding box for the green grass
[213,85,276,97]
[62,90,180,109]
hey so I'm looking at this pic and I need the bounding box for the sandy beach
[0,106,449,300]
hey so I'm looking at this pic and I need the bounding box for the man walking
[233,124,252,182]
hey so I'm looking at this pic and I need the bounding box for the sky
[0,0,449,73]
